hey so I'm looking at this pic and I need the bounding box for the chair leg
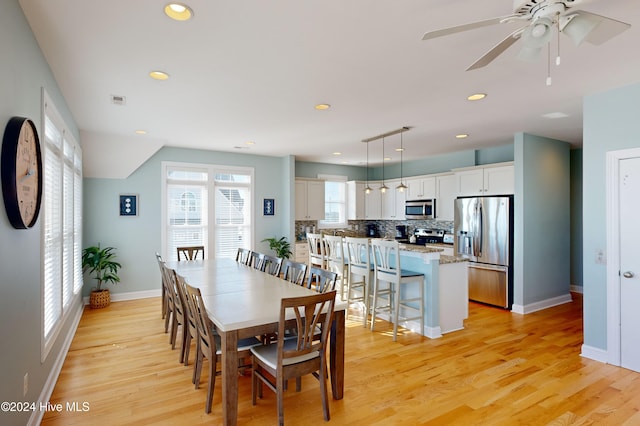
[251,359,258,405]
[192,340,201,385]
[183,332,192,366]
[205,356,215,414]
[170,315,178,347]
[194,350,203,389]
[164,308,171,333]
[370,277,378,332]
[277,374,285,426]
[393,282,400,342]
[319,358,330,421]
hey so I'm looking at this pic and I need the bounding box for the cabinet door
[295,181,307,220]
[306,180,326,220]
[435,174,456,221]
[484,165,514,195]
[364,186,382,219]
[456,169,484,196]
[406,176,436,199]
[381,187,396,219]
[406,177,423,200]
[347,181,366,220]
[421,176,437,199]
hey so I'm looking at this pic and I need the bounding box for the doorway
[606,148,640,372]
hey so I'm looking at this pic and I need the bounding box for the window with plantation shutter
[42,92,83,360]
[162,162,253,261]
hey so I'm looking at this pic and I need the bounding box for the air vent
[111,95,126,106]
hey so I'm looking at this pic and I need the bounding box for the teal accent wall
[0,2,81,424]
[583,82,640,351]
[570,149,583,289]
[83,147,294,296]
[514,133,571,307]
[476,144,515,165]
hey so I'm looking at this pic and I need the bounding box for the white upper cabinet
[347,181,366,220]
[364,184,382,219]
[455,163,514,196]
[295,179,325,220]
[381,179,406,220]
[406,176,436,200]
[435,173,456,221]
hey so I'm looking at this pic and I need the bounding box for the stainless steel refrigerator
[454,195,513,309]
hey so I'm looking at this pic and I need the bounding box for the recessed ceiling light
[542,112,569,119]
[467,93,487,101]
[456,134,469,139]
[314,103,331,110]
[164,3,193,21]
[149,70,170,80]
[395,147,404,152]
[245,141,255,146]
[134,130,147,135]
[333,152,342,156]
[384,157,392,161]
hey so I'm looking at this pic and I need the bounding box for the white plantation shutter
[42,93,83,359]
[43,115,63,342]
[162,163,253,260]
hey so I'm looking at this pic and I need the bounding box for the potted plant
[82,244,121,309]
[261,236,292,259]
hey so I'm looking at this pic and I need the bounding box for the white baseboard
[581,344,610,364]
[511,292,573,315]
[82,288,161,305]
[570,285,584,294]
[28,300,84,426]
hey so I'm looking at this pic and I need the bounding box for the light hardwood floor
[42,293,640,425]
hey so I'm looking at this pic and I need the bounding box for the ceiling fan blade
[466,27,526,71]
[561,10,630,46]
[422,15,518,40]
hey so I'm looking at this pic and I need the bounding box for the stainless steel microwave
[405,199,436,219]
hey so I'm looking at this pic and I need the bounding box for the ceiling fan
[422,0,631,74]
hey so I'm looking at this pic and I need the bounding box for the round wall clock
[1,117,43,229]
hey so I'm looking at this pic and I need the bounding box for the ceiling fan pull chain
[556,14,562,66]
[546,42,552,86]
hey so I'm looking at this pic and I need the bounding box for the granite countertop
[398,244,443,254]
[439,254,469,265]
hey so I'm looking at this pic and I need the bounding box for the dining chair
[344,237,372,327]
[175,273,198,366]
[251,290,337,425]
[177,245,205,261]
[306,233,326,269]
[155,252,168,320]
[282,260,307,285]
[306,266,338,294]
[323,235,348,300]
[161,263,187,350]
[370,239,424,341]
[250,251,267,270]
[235,247,252,265]
[262,254,283,276]
[184,282,262,414]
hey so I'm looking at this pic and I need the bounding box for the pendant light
[379,136,389,193]
[396,128,408,192]
[364,141,372,194]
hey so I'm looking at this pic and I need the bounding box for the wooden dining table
[166,257,346,425]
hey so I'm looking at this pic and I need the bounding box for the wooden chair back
[177,245,205,261]
[282,260,308,285]
[250,251,266,270]
[306,266,338,293]
[262,255,283,276]
[236,248,252,265]
[306,233,326,269]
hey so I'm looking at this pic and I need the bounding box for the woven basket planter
[90,289,111,309]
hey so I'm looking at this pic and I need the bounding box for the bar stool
[344,237,372,327]
[370,239,424,341]
[323,235,348,300]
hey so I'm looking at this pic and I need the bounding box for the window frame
[161,161,254,261]
[41,89,83,361]
[317,174,348,229]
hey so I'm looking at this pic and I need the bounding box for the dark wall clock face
[1,117,43,229]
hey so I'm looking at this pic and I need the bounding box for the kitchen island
[395,244,468,338]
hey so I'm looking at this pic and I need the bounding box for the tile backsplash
[295,219,454,240]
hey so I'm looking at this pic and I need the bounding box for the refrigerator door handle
[473,201,483,257]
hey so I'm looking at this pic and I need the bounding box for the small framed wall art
[119,194,138,216]
[263,198,275,216]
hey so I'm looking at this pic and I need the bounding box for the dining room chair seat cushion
[212,334,262,354]
[251,338,320,369]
